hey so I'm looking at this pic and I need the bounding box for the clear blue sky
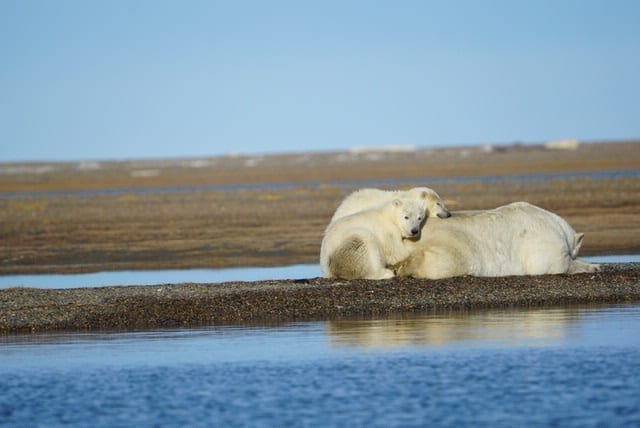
[2,1,639,162]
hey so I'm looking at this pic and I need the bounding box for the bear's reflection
[325,307,583,349]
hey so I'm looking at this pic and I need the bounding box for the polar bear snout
[403,225,422,241]
[437,210,451,219]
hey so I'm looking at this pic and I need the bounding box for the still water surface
[0,255,637,289]
[2,304,640,426]
[0,264,322,289]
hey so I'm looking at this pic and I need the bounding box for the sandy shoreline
[1,263,639,333]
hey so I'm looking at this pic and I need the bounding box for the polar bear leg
[522,252,570,275]
[361,235,395,279]
[567,259,601,274]
[395,246,464,279]
[327,234,393,279]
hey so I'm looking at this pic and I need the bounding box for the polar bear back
[330,189,397,222]
[401,202,587,278]
[331,187,448,222]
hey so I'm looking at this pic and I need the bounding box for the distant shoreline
[2,169,638,201]
[1,138,635,167]
[2,140,639,193]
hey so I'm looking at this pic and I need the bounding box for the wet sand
[1,140,639,332]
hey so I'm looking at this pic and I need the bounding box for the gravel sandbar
[1,264,638,333]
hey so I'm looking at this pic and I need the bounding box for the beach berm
[1,264,639,333]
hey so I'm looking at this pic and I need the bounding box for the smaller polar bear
[330,187,450,222]
[320,198,426,279]
[395,202,600,279]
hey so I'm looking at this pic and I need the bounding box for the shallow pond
[0,255,637,289]
[1,304,640,426]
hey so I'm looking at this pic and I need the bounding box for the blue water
[0,254,636,289]
[2,304,640,426]
[0,264,322,289]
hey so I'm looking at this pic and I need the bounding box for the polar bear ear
[392,198,403,207]
[420,190,429,199]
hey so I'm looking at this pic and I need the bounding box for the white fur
[396,202,600,279]
[320,198,426,279]
[331,187,450,222]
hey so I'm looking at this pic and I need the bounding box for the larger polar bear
[331,187,450,222]
[395,202,600,279]
[321,198,426,279]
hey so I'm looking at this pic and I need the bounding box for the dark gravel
[1,263,638,334]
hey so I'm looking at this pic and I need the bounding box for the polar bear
[330,187,450,223]
[320,198,426,279]
[395,202,600,279]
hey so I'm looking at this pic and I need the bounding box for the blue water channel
[0,255,637,289]
[2,255,639,426]
[1,304,640,426]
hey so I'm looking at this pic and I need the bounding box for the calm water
[0,264,322,289]
[2,304,640,426]
[0,255,637,289]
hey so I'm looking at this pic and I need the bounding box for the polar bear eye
[404,215,409,220]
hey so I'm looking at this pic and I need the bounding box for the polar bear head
[407,187,451,219]
[391,198,426,239]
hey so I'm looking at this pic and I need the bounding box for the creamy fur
[395,202,600,279]
[320,198,426,279]
[330,187,450,222]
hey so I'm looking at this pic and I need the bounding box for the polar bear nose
[411,227,420,235]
